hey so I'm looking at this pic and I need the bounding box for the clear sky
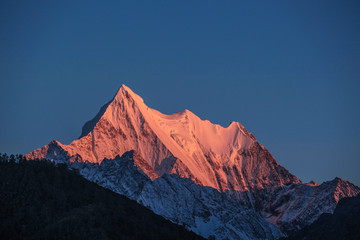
[1,1,359,186]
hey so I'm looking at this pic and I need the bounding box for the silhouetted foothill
[0,157,204,240]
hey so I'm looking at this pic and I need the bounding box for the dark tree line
[0,153,24,163]
[0,155,204,240]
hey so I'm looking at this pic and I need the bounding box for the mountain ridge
[284,193,360,240]
[26,85,360,239]
[27,84,300,193]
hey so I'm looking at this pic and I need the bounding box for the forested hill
[0,156,204,240]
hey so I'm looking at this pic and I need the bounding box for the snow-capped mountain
[27,85,300,191]
[72,151,283,240]
[26,85,360,239]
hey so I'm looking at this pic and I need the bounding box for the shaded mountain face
[26,85,360,239]
[72,151,283,240]
[250,177,360,233]
[284,193,360,240]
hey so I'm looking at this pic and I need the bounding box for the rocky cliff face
[285,192,360,240]
[26,85,360,239]
[72,151,284,240]
[250,177,360,233]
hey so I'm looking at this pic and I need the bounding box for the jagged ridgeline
[25,85,360,239]
[283,193,360,240]
[0,157,204,240]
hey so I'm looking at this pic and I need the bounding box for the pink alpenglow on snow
[26,85,360,239]
[27,85,300,192]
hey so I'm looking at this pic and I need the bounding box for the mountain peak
[24,84,360,240]
[79,85,143,139]
[113,84,145,105]
[27,84,301,191]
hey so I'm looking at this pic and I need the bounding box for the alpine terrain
[27,85,360,239]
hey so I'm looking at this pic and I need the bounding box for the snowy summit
[26,85,360,240]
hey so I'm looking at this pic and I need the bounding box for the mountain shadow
[284,193,360,240]
[0,156,204,240]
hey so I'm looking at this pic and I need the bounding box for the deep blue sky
[1,1,359,185]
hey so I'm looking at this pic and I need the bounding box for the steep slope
[26,85,360,238]
[285,193,360,240]
[72,150,284,240]
[27,84,300,193]
[73,150,359,238]
[254,177,360,233]
[0,159,204,240]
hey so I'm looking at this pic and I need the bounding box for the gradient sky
[1,1,359,186]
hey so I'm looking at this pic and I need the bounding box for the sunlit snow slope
[26,85,360,238]
[27,85,300,192]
